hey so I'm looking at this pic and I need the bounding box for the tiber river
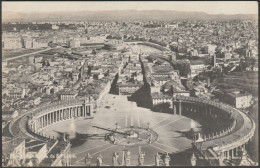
[128,44,162,54]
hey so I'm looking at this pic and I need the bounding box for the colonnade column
[61,110,62,120]
[82,105,85,117]
[224,151,227,158]
[39,117,41,128]
[37,118,39,131]
[80,106,83,116]
[231,149,234,159]
[43,115,45,127]
[52,112,54,124]
[63,109,65,119]
[179,100,182,116]
[37,118,39,130]
[54,111,57,122]
[63,109,66,119]
[47,114,49,126]
[61,110,63,120]
[64,109,66,119]
[86,105,88,116]
[57,111,60,122]
[85,105,89,116]
[34,122,37,132]
[41,116,43,128]
[89,105,93,117]
[49,113,51,125]
[49,112,52,125]
[49,112,51,123]
[44,115,46,127]
[81,106,84,117]
[46,114,48,126]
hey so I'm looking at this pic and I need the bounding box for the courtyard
[40,94,200,166]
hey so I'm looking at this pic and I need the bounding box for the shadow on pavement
[109,73,119,95]
[128,84,152,108]
[54,131,106,148]
[174,129,197,141]
[169,147,210,166]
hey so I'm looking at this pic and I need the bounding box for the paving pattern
[40,94,199,166]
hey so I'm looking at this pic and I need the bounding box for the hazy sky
[2,1,258,15]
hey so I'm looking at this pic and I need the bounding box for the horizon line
[2,9,258,15]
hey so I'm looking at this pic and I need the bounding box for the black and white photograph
[1,1,258,166]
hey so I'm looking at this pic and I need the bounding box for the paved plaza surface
[41,94,201,166]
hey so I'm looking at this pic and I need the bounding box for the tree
[106,35,113,39]
[176,61,191,76]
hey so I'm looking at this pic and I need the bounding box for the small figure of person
[113,136,117,144]
[218,152,224,166]
[31,153,39,167]
[96,153,103,166]
[124,150,131,166]
[138,151,145,166]
[190,153,196,166]
[85,153,92,166]
[148,134,152,144]
[164,153,170,166]
[155,152,160,166]
[112,152,120,166]
[109,133,115,142]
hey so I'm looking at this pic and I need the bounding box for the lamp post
[115,123,118,130]
[122,146,126,166]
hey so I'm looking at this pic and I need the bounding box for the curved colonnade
[9,93,255,164]
[173,97,237,141]
[173,95,256,161]
[10,98,94,141]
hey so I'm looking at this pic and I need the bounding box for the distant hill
[2,10,258,22]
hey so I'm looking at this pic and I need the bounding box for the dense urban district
[2,20,258,167]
